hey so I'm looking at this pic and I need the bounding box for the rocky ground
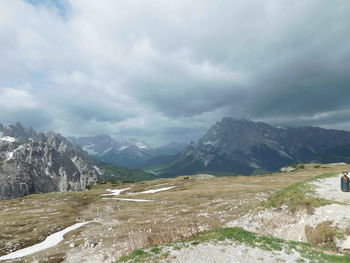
[1,164,350,262]
[157,241,305,263]
[312,175,350,203]
[226,172,350,252]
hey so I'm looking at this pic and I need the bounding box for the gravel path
[159,242,307,263]
[226,173,350,251]
[312,174,350,203]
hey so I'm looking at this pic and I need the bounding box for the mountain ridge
[69,135,187,169]
[158,118,350,176]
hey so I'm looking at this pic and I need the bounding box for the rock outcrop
[0,123,98,200]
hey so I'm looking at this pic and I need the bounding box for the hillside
[159,118,350,176]
[1,163,350,262]
[101,164,155,182]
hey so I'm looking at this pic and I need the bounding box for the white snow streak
[140,186,175,194]
[118,146,129,151]
[102,198,151,202]
[101,188,131,196]
[0,222,92,261]
[93,165,103,175]
[0,136,16,143]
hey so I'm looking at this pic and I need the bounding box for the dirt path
[312,174,350,203]
[158,242,305,263]
[226,169,350,252]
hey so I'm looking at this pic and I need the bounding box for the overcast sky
[0,0,350,144]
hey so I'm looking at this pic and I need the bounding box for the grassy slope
[118,227,350,263]
[2,165,349,262]
[119,172,350,263]
[0,189,102,256]
[101,164,155,182]
[264,172,338,209]
[147,155,241,178]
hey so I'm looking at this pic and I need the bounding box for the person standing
[341,172,350,192]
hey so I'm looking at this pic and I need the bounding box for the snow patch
[5,152,14,162]
[93,165,103,175]
[0,222,92,260]
[101,147,113,155]
[278,150,293,160]
[82,145,98,155]
[0,136,16,143]
[202,140,218,146]
[140,186,175,194]
[102,198,151,202]
[118,145,129,151]
[4,145,24,162]
[134,141,151,149]
[102,188,131,196]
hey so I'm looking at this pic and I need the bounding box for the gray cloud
[0,0,350,144]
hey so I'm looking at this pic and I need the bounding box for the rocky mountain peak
[160,118,350,176]
[0,123,98,200]
[0,122,39,141]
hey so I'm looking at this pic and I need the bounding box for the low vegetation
[264,172,337,210]
[0,189,102,256]
[305,221,337,249]
[1,164,349,262]
[118,227,350,263]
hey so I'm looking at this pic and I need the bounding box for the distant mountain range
[69,135,187,169]
[157,118,350,176]
[3,118,350,200]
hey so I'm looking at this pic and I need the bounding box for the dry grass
[1,164,349,262]
[0,189,103,256]
[122,214,221,253]
[305,221,337,249]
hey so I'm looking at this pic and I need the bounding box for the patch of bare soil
[312,174,350,203]
[228,169,350,251]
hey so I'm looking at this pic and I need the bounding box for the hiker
[341,171,350,192]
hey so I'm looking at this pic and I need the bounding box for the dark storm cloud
[1,0,350,143]
[0,108,53,131]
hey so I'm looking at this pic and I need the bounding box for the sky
[0,0,350,144]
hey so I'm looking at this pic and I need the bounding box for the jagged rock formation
[160,118,350,176]
[0,123,98,200]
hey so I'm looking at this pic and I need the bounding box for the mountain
[0,122,99,200]
[316,144,350,163]
[159,118,350,176]
[69,135,186,168]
